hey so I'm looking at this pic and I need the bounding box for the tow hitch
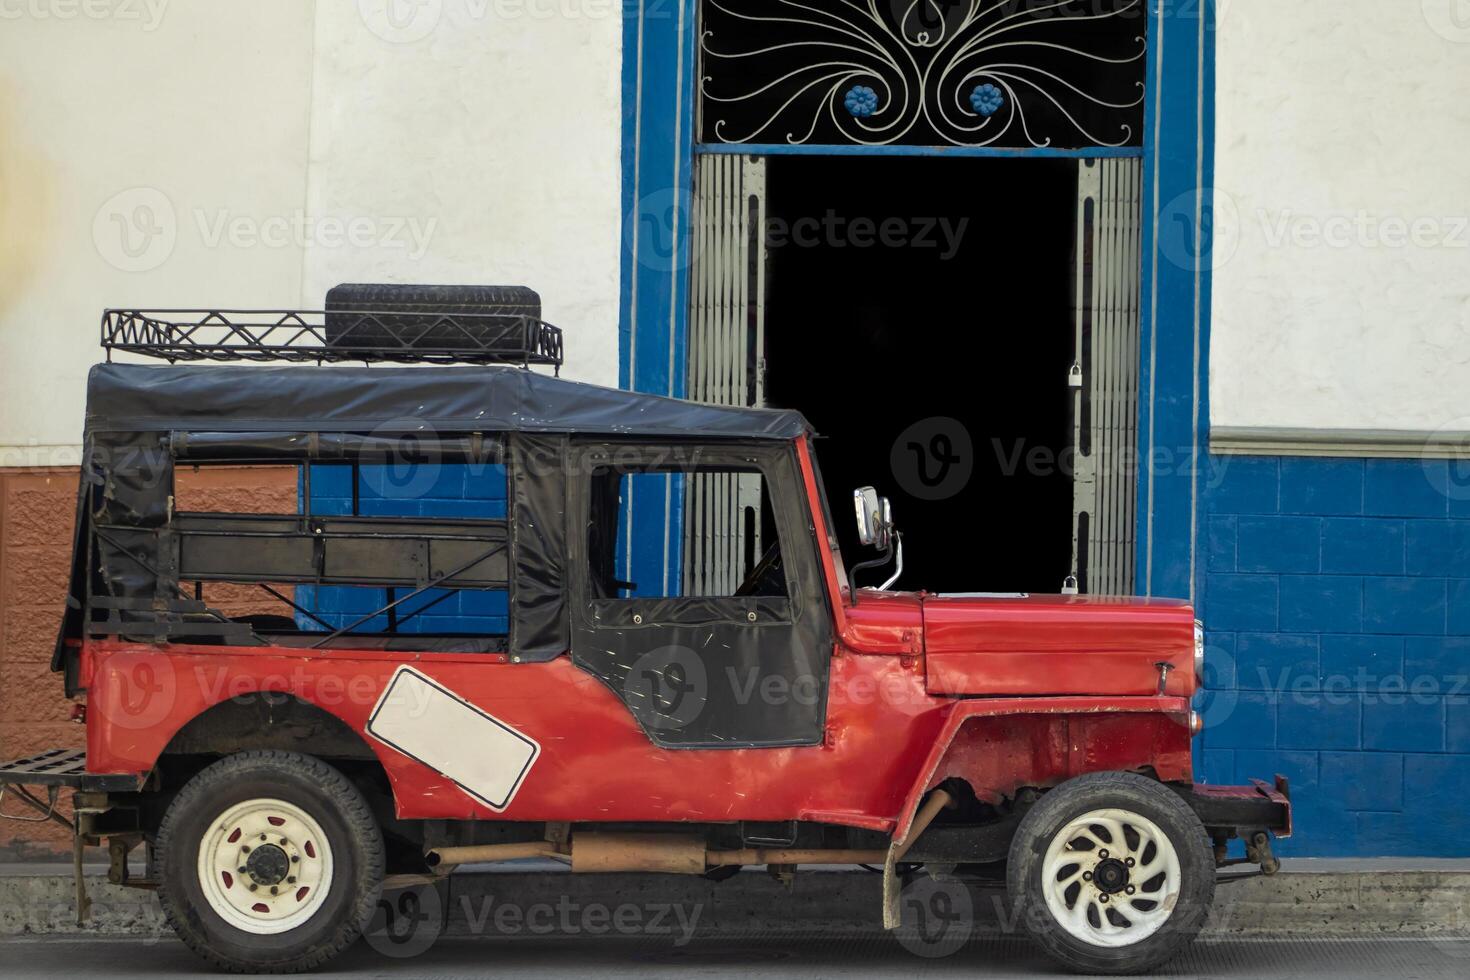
[1175,774,1291,885]
[1215,830,1281,884]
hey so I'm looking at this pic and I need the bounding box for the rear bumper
[0,749,139,831]
[0,748,141,794]
[1181,774,1293,839]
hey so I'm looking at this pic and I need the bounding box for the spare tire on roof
[323,283,543,357]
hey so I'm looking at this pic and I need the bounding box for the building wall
[0,469,83,857]
[0,0,315,464]
[1210,2,1470,433]
[300,3,623,386]
[0,0,623,464]
[1197,456,1470,855]
[3,0,1467,861]
[0,466,296,858]
[0,1,621,855]
[300,462,509,635]
[1202,4,1470,855]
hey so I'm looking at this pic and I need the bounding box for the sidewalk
[3,860,1469,938]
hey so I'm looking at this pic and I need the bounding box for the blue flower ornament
[969,83,1005,117]
[844,84,880,118]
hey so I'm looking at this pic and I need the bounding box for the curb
[4,866,1470,938]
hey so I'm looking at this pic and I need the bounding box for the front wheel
[156,750,385,973]
[1007,772,1215,974]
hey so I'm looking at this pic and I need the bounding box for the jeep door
[567,441,833,748]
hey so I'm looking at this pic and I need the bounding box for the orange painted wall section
[0,464,295,857]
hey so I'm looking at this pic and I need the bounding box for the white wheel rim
[1040,807,1182,948]
[197,798,334,936]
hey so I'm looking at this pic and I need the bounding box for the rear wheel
[156,751,384,973]
[1007,772,1214,974]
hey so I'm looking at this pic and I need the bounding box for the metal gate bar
[685,155,768,596]
[1069,157,1141,596]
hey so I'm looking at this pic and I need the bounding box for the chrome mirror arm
[878,532,904,591]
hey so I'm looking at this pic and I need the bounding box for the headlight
[1193,619,1205,682]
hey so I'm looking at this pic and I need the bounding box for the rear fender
[84,643,415,813]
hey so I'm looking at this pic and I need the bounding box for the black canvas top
[84,363,810,440]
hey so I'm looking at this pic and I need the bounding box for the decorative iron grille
[699,0,1147,149]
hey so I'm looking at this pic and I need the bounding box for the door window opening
[590,466,787,600]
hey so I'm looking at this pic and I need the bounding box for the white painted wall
[0,0,315,464]
[19,0,1458,449]
[1210,1,1470,435]
[303,2,623,386]
[0,0,623,462]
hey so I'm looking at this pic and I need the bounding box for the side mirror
[853,486,891,551]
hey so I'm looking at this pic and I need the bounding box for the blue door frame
[619,1,1217,602]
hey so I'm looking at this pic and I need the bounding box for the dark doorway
[763,155,1077,594]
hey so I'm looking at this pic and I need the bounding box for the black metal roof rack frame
[101,308,564,371]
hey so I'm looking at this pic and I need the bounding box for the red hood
[920,592,1197,698]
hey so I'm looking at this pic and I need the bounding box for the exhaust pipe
[425,792,956,875]
[705,848,886,866]
[427,835,891,874]
[425,840,567,869]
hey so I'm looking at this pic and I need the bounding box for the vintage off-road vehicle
[0,291,1290,974]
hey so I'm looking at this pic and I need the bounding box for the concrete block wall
[10,451,1466,859]
[1198,455,1470,856]
[0,465,296,857]
[0,468,85,858]
[301,462,509,634]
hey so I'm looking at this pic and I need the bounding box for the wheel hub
[244,844,291,887]
[1092,857,1129,894]
[199,798,333,935]
[1040,807,1184,949]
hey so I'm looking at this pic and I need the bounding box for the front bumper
[1179,774,1292,876]
[1184,774,1293,839]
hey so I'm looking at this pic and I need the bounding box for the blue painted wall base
[1197,455,1470,856]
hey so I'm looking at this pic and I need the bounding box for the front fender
[879,695,1192,930]
[890,695,1194,845]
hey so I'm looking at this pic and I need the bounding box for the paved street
[4,935,1469,979]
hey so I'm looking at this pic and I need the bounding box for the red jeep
[0,303,1289,974]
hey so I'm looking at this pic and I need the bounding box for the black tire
[156,751,385,974]
[1006,772,1215,975]
[324,282,541,352]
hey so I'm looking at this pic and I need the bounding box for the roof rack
[101,308,564,371]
